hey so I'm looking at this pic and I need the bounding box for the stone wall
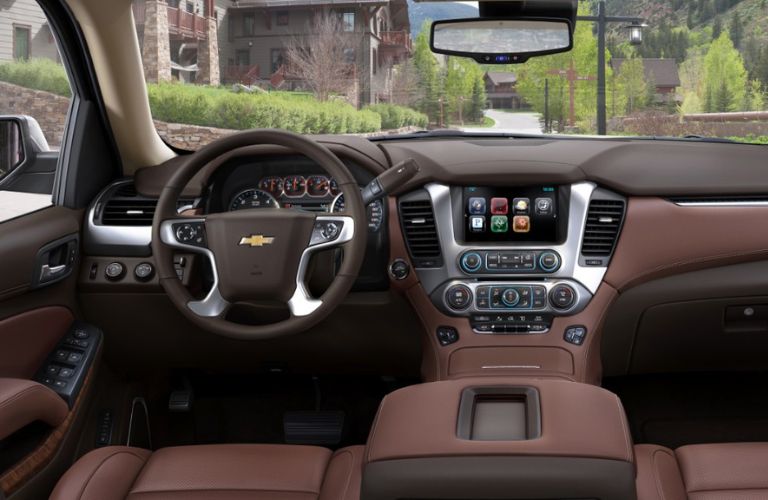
[142,0,172,83]
[0,81,69,148]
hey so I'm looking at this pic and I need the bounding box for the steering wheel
[151,129,367,340]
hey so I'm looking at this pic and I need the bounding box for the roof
[611,58,680,88]
[485,72,517,86]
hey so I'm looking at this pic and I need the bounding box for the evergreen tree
[412,21,441,123]
[470,73,487,123]
[729,11,743,49]
[712,16,723,39]
[703,32,748,111]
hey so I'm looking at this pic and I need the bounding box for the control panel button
[104,262,125,281]
[550,284,576,310]
[460,252,483,273]
[538,251,561,272]
[436,326,459,346]
[564,325,588,345]
[173,223,206,247]
[389,259,411,281]
[502,288,520,307]
[446,285,473,311]
[134,262,155,282]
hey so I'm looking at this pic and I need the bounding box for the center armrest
[0,378,69,441]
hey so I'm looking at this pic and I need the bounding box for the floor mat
[147,372,414,450]
[604,372,768,449]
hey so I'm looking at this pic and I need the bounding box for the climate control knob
[538,251,561,273]
[550,284,576,310]
[445,285,473,311]
[502,288,520,307]
[460,252,483,273]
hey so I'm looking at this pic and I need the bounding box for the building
[484,71,524,110]
[610,58,681,104]
[0,0,61,63]
[222,0,411,106]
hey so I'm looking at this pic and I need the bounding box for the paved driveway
[463,110,543,134]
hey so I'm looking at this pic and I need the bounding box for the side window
[0,0,74,222]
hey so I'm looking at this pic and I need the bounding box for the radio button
[460,253,483,273]
[446,285,473,311]
[550,284,576,310]
[539,252,561,272]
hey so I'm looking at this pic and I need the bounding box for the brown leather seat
[50,444,363,500]
[636,443,768,500]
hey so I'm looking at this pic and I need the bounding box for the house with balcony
[0,0,61,63]
[484,71,525,110]
[221,0,411,107]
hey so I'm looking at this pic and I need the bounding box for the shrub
[365,104,428,130]
[147,83,381,134]
[0,58,71,97]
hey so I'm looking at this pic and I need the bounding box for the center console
[362,378,637,500]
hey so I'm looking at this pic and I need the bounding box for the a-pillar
[142,0,172,83]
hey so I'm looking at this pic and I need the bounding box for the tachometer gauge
[331,194,384,232]
[229,189,280,211]
[329,178,341,196]
[258,176,284,197]
[283,175,307,197]
[306,175,330,197]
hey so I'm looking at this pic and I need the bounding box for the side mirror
[0,115,50,185]
[430,18,573,64]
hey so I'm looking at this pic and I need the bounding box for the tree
[470,73,486,122]
[702,32,748,111]
[712,16,723,39]
[616,53,647,114]
[412,21,441,123]
[284,14,361,102]
[729,11,743,49]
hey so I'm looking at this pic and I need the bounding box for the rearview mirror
[430,18,573,64]
[0,119,24,180]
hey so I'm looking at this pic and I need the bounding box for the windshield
[127,0,768,148]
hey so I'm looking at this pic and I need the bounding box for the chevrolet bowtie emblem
[238,234,275,247]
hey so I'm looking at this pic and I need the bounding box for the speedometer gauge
[306,175,330,197]
[331,194,384,232]
[229,189,280,211]
[283,175,306,197]
[329,178,341,196]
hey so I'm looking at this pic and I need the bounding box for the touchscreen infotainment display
[463,186,560,243]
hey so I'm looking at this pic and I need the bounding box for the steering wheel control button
[538,251,561,272]
[389,259,411,281]
[460,252,483,273]
[311,220,344,245]
[134,262,155,282]
[446,285,473,311]
[550,284,577,310]
[564,326,588,346]
[502,288,520,307]
[175,223,197,242]
[436,326,459,346]
[104,262,125,281]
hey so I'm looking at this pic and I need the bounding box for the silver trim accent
[673,200,768,207]
[288,216,355,317]
[420,182,608,295]
[160,218,230,317]
[442,279,592,317]
[482,365,541,370]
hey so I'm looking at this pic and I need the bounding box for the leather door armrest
[0,378,68,441]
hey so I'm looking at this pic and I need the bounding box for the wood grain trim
[0,359,96,497]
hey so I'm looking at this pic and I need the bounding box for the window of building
[342,12,355,32]
[343,47,356,65]
[167,0,180,7]
[372,48,377,74]
[235,49,250,67]
[270,49,285,73]
[242,13,255,36]
[276,11,289,26]
[185,1,194,14]
[13,26,31,61]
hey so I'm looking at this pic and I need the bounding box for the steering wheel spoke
[288,215,355,317]
[159,218,231,318]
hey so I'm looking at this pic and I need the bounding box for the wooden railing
[132,2,208,40]
[224,65,260,85]
[380,31,412,52]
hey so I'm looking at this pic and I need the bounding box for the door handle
[39,263,68,283]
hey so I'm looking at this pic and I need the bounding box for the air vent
[399,197,442,268]
[581,199,626,258]
[101,195,157,226]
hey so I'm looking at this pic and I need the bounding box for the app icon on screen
[513,198,530,215]
[513,216,531,233]
[491,216,508,233]
[490,198,508,215]
[470,216,485,232]
[468,197,486,215]
[535,197,553,215]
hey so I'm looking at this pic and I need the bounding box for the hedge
[365,103,429,129]
[148,83,381,134]
[0,58,71,97]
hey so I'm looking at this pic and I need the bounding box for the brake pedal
[284,411,345,446]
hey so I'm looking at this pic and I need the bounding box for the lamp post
[577,1,646,135]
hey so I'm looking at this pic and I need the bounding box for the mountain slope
[407,0,479,37]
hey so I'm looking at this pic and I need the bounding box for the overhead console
[398,182,625,335]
